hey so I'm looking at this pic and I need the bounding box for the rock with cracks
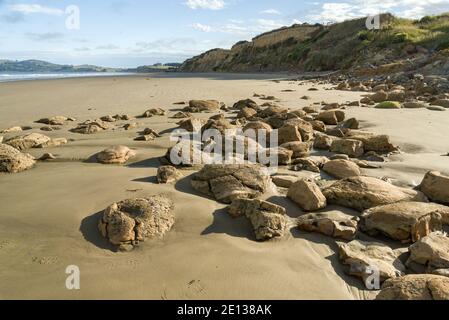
[98,196,175,251]
[322,176,427,211]
[191,164,271,204]
[228,199,287,241]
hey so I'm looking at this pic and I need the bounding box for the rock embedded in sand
[228,199,287,241]
[237,107,257,119]
[5,133,56,150]
[172,111,191,119]
[184,100,220,113]
[0,143,36,173]
[280,141,311,159]
[360,202,445,243]
[322,159,361,179]
[376,274,449,300]
[1,126,23,134]
[191,164,271,204]
[298,211,359,240]
[288,179,327,211]
[36,116,72,126]
[407,232,449,274]
[38,153,56,161]
[339,240,405,283]
[272,175,298,188]
[178,118,206,132]
[420,171,449,205]
[345,132,397,153]
[233,99,259,110]
[431,99,449,108]
[316,110,345,125]
[427,106,446,111]
[142,108,165,118]
[157,165,183,184]
[323,176,427,212]
[96,146,136,164]
[71,120,109,134]
[313,133,333,150]
[403,101,427,109]
[330,139,364,158]
[375,101,402,109]
[100,115,116,122]
[98,196,175,250]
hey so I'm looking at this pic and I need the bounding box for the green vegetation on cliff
[180,13,449,73]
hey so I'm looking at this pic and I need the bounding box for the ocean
[0,72,134,83]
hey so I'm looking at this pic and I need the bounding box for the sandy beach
[0,73,448,300]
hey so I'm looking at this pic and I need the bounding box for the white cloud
[191,22,212,32]
[255,19,286,31]
[307,0,449,23]
[9,4,64,15]
[184,0,225,10]
[261,9,281,15]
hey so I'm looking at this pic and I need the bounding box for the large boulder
[178,118,206,132]
[96,146,136,164]
[376,274,449,300]
[360,202,445,242]
[0,144,36,173]
[232,99,258,110]
[185,100,220,113]
[280,141,311,158]
[98,196,175,251]
[323,176,428,211]
[420,171,449,206]
[5,133,52,150]
[228,199,287,241]
[339,240,405,283]
[191,164,271,203]
[330,139,364,158]
[283,118,314,142]
[407,232,449,274]
[314,133,333,150]
[278,124,302,145]
[298,211,358,240]
[322,159,361,179]
[316,110,345,125]
[288,179,327,211]
[345,132,397,153]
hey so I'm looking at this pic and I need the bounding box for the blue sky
[1,0,449,68]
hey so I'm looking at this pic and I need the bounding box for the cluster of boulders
[333,74,449,112]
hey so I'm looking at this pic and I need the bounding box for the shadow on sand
[79,210,116,252]
[201,207,255,241]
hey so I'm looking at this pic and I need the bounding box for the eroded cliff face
[179,13,449,75]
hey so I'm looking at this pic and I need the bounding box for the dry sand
[0,73,448,300]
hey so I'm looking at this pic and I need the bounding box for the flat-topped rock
[5,133,51,150]
[191,164,271,204]
[407,232,449,273]
[339,240,405,283]
[184,100,220,113]
[360,202,445,242]
[97,146,136,164]
[323,176,428,211]
[322,159,361,179]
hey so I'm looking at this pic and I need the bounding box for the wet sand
[0,73,448,299]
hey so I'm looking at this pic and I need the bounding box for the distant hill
[0,59,118,73]
[180,13,449,74]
